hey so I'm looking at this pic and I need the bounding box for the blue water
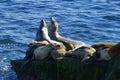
[0,0,120,80]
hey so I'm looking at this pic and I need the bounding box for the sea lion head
[40,19,51,42]
[50,17,59,33]
[41,19,48,34]
[41,19,47,28]
[35,19,48,41]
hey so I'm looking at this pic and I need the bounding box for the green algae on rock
[11,55,120,80]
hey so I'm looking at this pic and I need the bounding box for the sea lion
[72,46,96,62]
[91,42,116,61]
[22,43,58,68]
[35,20,46,41]
[33,43,57,60]
[34,19,56,42]
[91,42,116,51]
[92,42,120,61]
[22,19,66,67]
[51,44,67,60]
[25,19,66,60]
[25,43,64,61]
[48,17,86,51]
[36,19,66,46]
[24,40,49,60]
[24,20,51,60]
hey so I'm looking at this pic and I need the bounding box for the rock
[11,54,120,80]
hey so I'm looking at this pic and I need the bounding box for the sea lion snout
[50,16,56,23]
[41,19,47,27]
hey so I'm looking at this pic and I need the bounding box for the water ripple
[0,0,120,79]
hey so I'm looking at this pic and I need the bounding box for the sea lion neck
[54,31,60,38]
[53,24,58,33]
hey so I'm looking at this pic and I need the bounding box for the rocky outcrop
[11,54,120,80]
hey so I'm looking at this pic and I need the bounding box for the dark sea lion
[48,17,86,51]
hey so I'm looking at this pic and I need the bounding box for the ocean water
[0,0,120,80]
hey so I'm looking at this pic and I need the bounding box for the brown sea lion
[48,17,86,51]
[91,42,116,51]
[22,43,58,68]
[33,43,57,60]
[72,46,96,62]
[51,44,67,60]
[97,42,120,61]
[90,42,116,61]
